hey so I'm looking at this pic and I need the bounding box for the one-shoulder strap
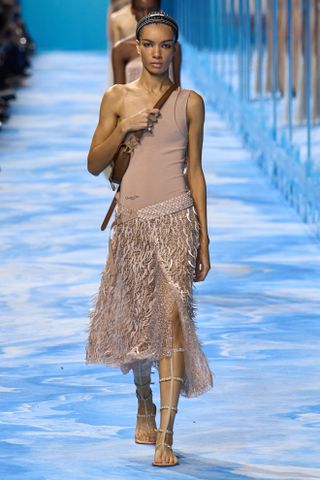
[133,83,178,143]
[174,88,191,136]
[154,83,178,109]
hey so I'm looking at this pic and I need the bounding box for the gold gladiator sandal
[134,379,157,445]
[153,348,185,467]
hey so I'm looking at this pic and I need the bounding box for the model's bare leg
[133,360,157,444]
[153,304,184,467]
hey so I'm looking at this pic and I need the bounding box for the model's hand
[121,108,160,134]
[194,243,211,282]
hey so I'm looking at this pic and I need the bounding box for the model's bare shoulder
[187,90,205,124]
[100,84,128,117]
[106,82,128,96]
[187,90,205,110]
[112,39,126,64]
[113,37,125,51]
[113,35,136,53]
[112,38,136,70]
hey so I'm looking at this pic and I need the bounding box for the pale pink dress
[86,88,213,398]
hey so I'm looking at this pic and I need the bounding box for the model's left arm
[186,91,211,282]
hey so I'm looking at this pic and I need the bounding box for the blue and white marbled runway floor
[1,52,320,480]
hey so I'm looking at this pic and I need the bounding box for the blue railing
[166,0,320,235]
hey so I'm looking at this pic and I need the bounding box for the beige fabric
[86,87,213,397]
[125,56,142,84]
[119,88,190,210]
[86,198,213,397]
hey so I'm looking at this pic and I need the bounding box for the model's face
[137,24,175,76]
[132,0,160,22]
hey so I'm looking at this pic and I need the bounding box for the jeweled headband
[136,11,179,42]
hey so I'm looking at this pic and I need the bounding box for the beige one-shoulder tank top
[119,87,191,211]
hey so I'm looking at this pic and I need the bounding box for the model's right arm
[109,14,121,46]
[87,87,160,176]
[110,15,121,45]
[112,43,126,84]
[87,87,126,176]
[108,14,115,46]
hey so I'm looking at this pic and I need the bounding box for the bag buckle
[122,143,133,154]
[123,134,139,154]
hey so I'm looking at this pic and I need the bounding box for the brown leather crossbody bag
[101,83,178,231]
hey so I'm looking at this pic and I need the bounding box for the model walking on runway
[86,11,213,467]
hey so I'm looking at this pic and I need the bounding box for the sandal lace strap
[160,405,178,412]
[134,379,151,388]
[155,442,172,449]
[157,428,173,435]
[159,376,183,383]
[135,382,152,402]
[136,412,156,418]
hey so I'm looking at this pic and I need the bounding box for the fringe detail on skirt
[86,196,213,398]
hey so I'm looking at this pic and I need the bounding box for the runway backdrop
[20,0,174,51]
[20,0,109,50]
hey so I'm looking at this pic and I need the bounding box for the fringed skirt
[86,191,213,398]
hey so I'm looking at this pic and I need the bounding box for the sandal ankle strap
[159,376,183,383]
[134,379,151,388]
[157,428,173,435]
[135,387,153,402]
[137,412,156,418]
[160,405,178,412]
[155,442,172,449]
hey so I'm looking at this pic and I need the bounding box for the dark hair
[136,11,179,43]
[132,0,161,8]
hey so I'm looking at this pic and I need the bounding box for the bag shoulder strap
[101,187,119,231]
[130,83,178,143]
[154,83,178,109]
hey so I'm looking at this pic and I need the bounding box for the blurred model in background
[106,0,136,85]
[108,0,136,46]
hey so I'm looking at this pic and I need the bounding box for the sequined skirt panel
[86,192,213,398]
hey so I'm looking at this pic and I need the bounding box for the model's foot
[135,402,157,444]
[153,445,178,466]
[152,431,179,467]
